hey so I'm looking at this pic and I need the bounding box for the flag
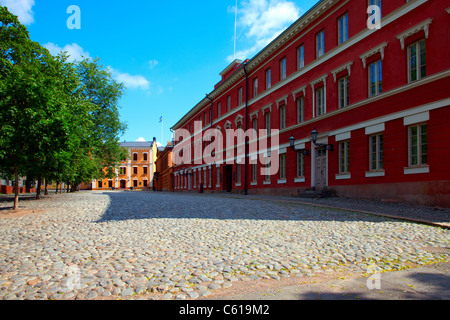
[159,116,163,123]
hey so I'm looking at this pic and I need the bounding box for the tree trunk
[36,178,42,200]
[13,166,19,211]
[44,180,48,196]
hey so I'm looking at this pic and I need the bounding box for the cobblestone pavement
[0,191,449,300]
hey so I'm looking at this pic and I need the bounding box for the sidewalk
[187,192,450,229]
[207,262,450,300]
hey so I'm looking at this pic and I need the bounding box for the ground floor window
[297,151,305,177]
[279,154,286,179]
[409,123,427,166]
[369,134,384,171]
[339,141,350,174]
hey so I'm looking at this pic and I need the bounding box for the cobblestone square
[0,191,449,300]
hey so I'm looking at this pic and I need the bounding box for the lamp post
[289,135,310,155]
[311,128,334,151]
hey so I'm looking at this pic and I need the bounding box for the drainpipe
[242,61,249,196]
[206,94,214,193]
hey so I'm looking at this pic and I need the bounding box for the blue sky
[1,0,318,145]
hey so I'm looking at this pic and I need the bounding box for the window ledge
[365,170,385,178]
[295,177,306,183]
[277,179,287,184]
[250,181,257,186]
[263,180,271,185]
[335,173,351,180]
[404,166,429,175]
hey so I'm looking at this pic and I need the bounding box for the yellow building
[92,138,158,190]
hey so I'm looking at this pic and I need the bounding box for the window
[98,181,102,188]
[297,97,304,124]
[316,87,325,117]
[297,151,305,177]
[217,102,221,118]
[204,168,207,187]
[143,153,148,161]
[133,167,138,175]
[266,68,272,89]
[143,167,148,175]
[227,96,231,112]
[143,180,148,187]
[279,105,286,130]
[369,134,384,171]
[119,167,126,175]
[265,161,271,182]
[265,112,271,135]
[338,14,349,44]
[298,45,305,69]
[133,153,138,161]
[216,167,221,186]
[316,30,325,58]
[339,141,350,174]
[279,154,286,180]
[133,180,138,187]
[252,164,257,183]
[238,87,243,105]
[280,58,287,80]
[236,165,241,184]
[408,40,426,82]
[409,123,427,166]
[369,60,382,97]
[108,181,113,188]
[338,76,350,108]
[252,117,258,131]
[193,170,196,187]
[253,78,258,98]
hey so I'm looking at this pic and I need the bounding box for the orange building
[92,138,158,191]
[155,143,174,192]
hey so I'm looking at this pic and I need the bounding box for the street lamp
[311,128,334,151]
[289,135,310,155]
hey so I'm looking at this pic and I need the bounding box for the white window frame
[368,60,382,97]
[338,13,349,45]
[315,86,325,117]
[280,57,287,80]
[266,68,272,89]
[369,133,384,171]
[253,78,258,98]
[297,97,304,124]
[338,76,350,109]
[408,39,426,83]
[339,141,350,174]
[298,45,305,69]
[408,123,428,167]
[279,105,286,130]
[316,30,325,58]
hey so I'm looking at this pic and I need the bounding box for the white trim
[396,18,433,50]
[365,123,385,135]
[331,61,353,82]
[404,166,429,175]
[365,171,385,178]
[261,103,272,115]
[335,132,351,142]
[330,98,449,137]
[335,173,351,180]
[292,85,307,100]
[360,42,388,68]
[278,148,287,155]
[403,111,429,126]
[294,177,306,183]
[276,95,289,109]
[250,181,257,186]
[263,180,271,185]
[277,179,287,184]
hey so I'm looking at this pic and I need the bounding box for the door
[315,148,327,191]
[120,180,126,189]
[223,165,233,193]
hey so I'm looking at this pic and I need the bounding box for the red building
[171,0,450,207]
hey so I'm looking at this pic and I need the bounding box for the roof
[120,141,153,148]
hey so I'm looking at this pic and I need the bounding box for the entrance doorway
[223,165,233,193]
[315,148,327,191]
[120,180,126,189]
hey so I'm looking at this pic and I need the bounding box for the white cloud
[108,67,151,91]
[136,137,147,142]
[227,0,300,62]
[44,43,91,62]
[0,0,35,25]
[148,60,159,70]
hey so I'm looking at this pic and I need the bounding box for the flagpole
[234,0,238,60]
[161,117,164,146]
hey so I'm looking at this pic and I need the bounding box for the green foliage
[0,6,128,206]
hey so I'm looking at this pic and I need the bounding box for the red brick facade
[171,0,450,207]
